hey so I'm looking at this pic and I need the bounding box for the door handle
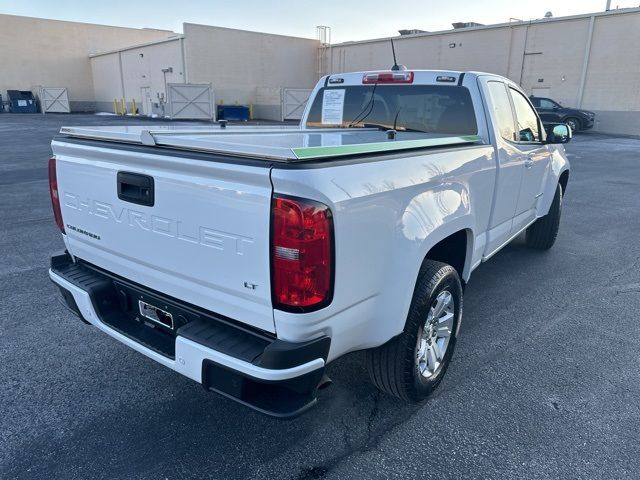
[117,171,155,206]
[524,158,534,168]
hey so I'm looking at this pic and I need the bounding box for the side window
[539,98,557,109]
[509,88,541,142]
[486,81,516,142]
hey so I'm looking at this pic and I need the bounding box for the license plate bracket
[138,299,174,330]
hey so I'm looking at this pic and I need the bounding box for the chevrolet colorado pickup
[49,70,571,417]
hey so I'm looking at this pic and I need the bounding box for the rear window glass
[306,84,477,135]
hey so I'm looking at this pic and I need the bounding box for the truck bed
[59,125,482,162]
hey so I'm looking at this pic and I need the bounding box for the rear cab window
[305,84,478,135]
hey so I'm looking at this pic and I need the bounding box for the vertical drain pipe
[518,21,531,87]
[117,51,126,105]
[576,15,595,109]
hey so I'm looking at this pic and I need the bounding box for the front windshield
[306,84,478,135]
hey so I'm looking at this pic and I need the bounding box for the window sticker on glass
[321,89,345,125]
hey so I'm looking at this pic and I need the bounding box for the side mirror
[544,123,572,144]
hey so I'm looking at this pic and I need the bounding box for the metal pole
[605,0,611,11]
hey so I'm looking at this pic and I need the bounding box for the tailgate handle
[117,172,154,207]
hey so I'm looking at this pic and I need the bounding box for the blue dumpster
[8,90,38,113]
[217,105,250,121]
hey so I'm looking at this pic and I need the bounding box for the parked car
[530,96,594,132]
[48,70,571,417]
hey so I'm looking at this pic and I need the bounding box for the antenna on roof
[390,38,407,71]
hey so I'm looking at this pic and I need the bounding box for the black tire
[525,183,563,250]
[366,260,463,402]
[564,117,580,133]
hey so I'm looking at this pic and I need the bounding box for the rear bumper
[49,252,330,417]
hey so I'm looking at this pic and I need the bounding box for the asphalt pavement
[1,114,639,479]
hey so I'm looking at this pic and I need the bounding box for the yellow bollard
[249,102,253,120]
[132,98,137,116]
[113,99,118,115]
[120,99,126,116]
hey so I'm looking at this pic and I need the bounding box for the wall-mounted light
[449,42,456,48]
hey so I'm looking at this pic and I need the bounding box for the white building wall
[121,40,185,111]
[90,39,185,113]
[90,54,123,111]
[517,18,591,107]
[581,13,640,134]
[0,14,173,111]
[183,23,320,120]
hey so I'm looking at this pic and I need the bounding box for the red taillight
[48,157,65,233]
[271,195,333,312]
[362,71,414,84]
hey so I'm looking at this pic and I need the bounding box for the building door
[140,87,152,116]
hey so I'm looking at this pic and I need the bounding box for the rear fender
[391,187,475,343]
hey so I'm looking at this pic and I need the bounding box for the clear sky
[1,0,638,42]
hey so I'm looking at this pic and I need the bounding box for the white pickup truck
[49,69,571,417]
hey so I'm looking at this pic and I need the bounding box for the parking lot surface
[1,114,639,479]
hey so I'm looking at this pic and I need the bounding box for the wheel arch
[562,116,581,131]
[559,169,569,196]
[422,228,473,284]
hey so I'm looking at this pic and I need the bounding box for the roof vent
[451,22,484,29]
[398,29,428,35]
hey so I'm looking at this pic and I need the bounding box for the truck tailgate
[52,140,275,333]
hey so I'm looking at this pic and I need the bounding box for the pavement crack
[340,415,354,452]
[614,283,640,296]
[294,391,418,479]
[365,390,381,441]
[610,255,640,282]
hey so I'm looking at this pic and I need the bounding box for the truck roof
[323,69,490,86]
[58,125,481,162]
